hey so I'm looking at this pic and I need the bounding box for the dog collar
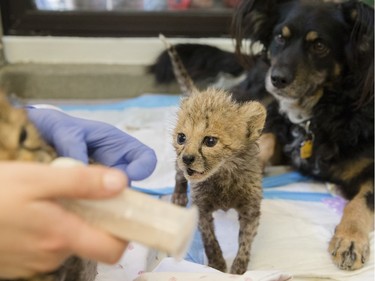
[300,120,314,159]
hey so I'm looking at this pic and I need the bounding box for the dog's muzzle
[270,67,294,89]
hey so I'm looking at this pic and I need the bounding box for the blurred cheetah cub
[172,88,266,274]
[0,92,96,281]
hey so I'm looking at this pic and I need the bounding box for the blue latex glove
[27,107,157,182]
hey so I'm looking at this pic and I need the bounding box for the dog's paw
[329,232,370,270]
[171,192,188,207]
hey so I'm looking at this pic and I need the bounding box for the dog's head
[233,0,374,122]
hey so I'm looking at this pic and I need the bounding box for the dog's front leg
[329,180,374,270]
[172,164,188,206]
[258,133,277,171]
[230,210,260,274]
[199,212,227,272]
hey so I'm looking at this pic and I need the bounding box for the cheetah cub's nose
[182,154,195,165]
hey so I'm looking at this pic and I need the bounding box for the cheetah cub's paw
[209,257,227,273]
[172,192,188,207]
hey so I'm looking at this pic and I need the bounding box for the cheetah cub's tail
[159,34,198,95]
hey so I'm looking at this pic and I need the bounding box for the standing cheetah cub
[160,34,266,274]
[172,89,265,274]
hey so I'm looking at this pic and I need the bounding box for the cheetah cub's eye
[177,133,186,145]
[19,126,28,145]
[203,136,218,147]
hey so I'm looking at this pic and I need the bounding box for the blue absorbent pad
[59,94,182,111]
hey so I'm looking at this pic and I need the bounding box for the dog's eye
[311,41,329,56]
[19,126,28,145]
[177,133,186,145]
[203,136,218,147]
[274,34,286,45]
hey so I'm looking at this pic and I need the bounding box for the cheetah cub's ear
[240,101,266,141]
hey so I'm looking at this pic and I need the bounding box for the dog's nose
[271,68,293,89]
[182,155,195,165]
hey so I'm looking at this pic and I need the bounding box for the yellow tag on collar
[300,139,313,159]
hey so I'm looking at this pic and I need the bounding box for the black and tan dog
[149,0,374,271]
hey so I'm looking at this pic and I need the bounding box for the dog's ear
[340,0,374,107]
[232,0,293,52]
[341,0,374,55]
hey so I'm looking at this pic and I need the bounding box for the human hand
[27,107,157,181]
[0,162,128,279]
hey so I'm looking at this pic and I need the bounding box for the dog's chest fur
[275,91,374,193]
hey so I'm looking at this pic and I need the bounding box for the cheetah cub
[159,34,267,274]
[172,88,266,274]
[0,92,97,281]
